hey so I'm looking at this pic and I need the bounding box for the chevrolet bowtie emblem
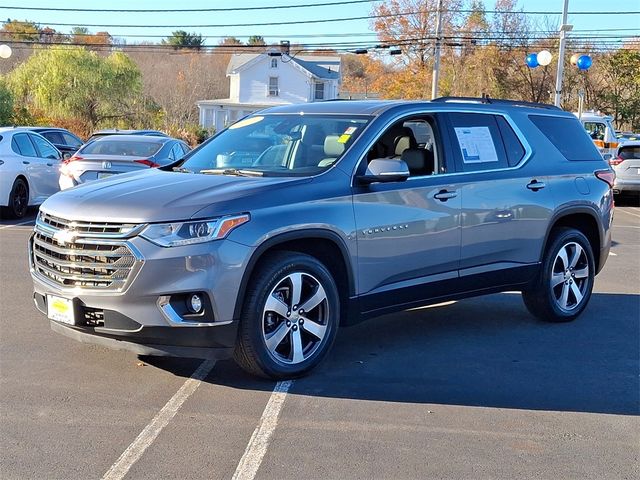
[53,229,77,246]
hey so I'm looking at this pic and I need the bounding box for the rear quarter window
[529,115,602,161]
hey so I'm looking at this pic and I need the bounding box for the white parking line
[232,380,293,480]
[102,359,216,480]
[0,219,34,230]
[617,209,640,219]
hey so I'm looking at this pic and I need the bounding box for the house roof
[226,53,341,80]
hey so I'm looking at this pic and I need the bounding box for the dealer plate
[46,295,75,325]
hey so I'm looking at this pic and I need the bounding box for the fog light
[187,294,203,314]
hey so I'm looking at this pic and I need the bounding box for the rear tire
[234,251,340,379]
[1,178,29,219]
[522,227,595,322]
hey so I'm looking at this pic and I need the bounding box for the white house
[197,51,341,132]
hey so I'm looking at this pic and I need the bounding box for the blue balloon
[525,53,539,68]
[577,55,592,70]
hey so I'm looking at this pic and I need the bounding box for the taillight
[594,169,615,188]
[134,159,160,168]
[63,154,83,165]
[608,155,624,166]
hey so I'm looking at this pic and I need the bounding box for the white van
[574,111,619,160]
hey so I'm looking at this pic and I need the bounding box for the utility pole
[431,0,444,100]
[554,0,571,107]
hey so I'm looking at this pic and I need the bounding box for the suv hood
[42,169,310,223]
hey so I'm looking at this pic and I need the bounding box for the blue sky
[1,0,638,50]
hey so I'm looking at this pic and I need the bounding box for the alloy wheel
[261,272,329,365]
[550,241,589,312]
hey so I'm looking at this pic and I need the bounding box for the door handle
[526,180,546,191]
[22,161,30,165]
[434,190,458,201]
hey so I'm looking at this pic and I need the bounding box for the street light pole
[431,0,444,100]
[554,0,570,107]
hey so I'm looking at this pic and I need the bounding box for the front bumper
[30,232,253,356]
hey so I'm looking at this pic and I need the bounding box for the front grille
[39,212,139,236]
[32,214,141,291]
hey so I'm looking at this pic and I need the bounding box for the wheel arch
[233,229,356,324]
[543,206,603,273]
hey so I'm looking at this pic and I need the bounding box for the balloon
[570,53,580,66]
[537,50,552,66]
[525,53,539,68]
[0,44,12,59]
[577,54,592,70]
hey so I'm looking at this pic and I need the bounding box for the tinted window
[447,113,508,172]
[13,134,37,157]
[170,143,183,161]
[30,134,60,159]
[180,143,190,154]
[80,140,164,157]
[496,116,526,167]
[42,132,64,145]
[619,145,640,160]
[62,132,82,147]
[529,115,602,161]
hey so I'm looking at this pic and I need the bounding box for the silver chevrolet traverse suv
[30,98,614,379]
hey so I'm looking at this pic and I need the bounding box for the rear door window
[445,113,508,172]
[42,132,64,145]
[495,116,526,167]
[529,115,602,161]
[30,134,60,159]
[13,133,38,157]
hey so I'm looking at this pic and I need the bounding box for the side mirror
[62,152,72,160]
[602,153,613,161]
[357,158,410,184]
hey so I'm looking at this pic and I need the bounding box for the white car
[0,127,62,218]
[611,140,640,197]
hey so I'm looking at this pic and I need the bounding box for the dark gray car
[59,135,190,190]
[30,98,614,379]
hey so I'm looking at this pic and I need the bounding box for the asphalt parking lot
[1,203,638,480]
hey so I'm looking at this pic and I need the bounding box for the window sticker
[337,134,351,144]
[454,126,498,163]
[344,126,358,135]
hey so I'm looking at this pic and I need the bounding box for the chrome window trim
[350,107,534,186]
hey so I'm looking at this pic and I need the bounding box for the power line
[0,0,377,13]
[3,9,640,30]
[3,27,638,41]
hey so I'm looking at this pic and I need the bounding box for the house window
[270,58,278,68]
[314,82,325,100]
[268,77,279,96]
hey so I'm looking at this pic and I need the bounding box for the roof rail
[432,96,561,111]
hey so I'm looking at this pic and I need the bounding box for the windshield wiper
[200,168,263,177]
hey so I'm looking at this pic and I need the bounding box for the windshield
[81,140,164,157]
[179,114,371,176]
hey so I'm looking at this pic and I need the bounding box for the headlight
[140,214,249,247]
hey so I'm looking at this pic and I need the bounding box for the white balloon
[537,50,552,66]
[0,44,12,59]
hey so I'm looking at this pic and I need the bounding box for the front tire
[522,227,595,322]
[234,251,340,379]
[2,178,29,219]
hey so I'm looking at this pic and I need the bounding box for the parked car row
[0,127,189,218]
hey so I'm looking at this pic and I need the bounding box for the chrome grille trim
[32,213,143,292]
[36,211,145,238]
